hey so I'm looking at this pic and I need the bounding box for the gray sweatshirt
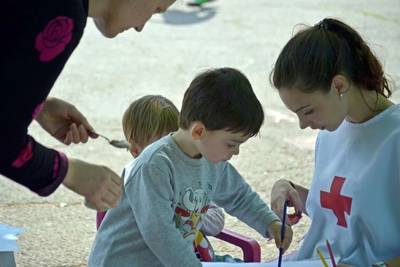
[88,134,279,267]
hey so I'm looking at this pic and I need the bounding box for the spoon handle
[89,131,111,143]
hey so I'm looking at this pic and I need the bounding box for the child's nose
[232,147,240,156]
[299,117,310,130]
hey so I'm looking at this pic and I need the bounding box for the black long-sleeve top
[0,0,89,196]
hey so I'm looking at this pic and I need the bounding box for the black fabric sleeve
[0,0,88,195]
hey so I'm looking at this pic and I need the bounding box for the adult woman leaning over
[0,0,176,211]
[269,18,400,267]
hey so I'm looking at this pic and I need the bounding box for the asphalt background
[1,0,399,266]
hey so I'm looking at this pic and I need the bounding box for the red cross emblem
[320,176,352,228]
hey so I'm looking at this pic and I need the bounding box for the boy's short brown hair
[179,67,264,137]
[123,95,179,146]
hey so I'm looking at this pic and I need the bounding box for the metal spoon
[91,131,131,149]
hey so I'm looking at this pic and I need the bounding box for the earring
[340,93,344,101]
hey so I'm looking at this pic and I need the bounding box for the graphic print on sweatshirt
[174,186,211,243]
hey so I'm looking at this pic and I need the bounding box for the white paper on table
[202,256,341,267]
[0,223,25,252]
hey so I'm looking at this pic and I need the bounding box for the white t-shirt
[291,104,400,266]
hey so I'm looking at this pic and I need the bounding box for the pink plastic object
[288,213,302,226]
[215,228,261,262]
[96,211,106,230]
[96,211,261,262]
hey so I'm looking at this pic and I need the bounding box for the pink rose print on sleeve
[52,155,60,179]
[35,16,74,62]
[32,102,45,120]
[12,142,33,168]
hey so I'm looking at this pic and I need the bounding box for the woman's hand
[271,179,305,224]
[267,220,293,253]
[35,97,97,145]
[62,158,123,211]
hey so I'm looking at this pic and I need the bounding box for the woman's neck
[345,88,394,123]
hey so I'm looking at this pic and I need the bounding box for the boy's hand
[267,220,293,253]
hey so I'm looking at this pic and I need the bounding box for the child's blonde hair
[122,95,179,147]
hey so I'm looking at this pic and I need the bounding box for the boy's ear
[128,140,140,158]
[190,122,206,141]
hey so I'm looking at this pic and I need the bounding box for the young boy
[88,68,293,267]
